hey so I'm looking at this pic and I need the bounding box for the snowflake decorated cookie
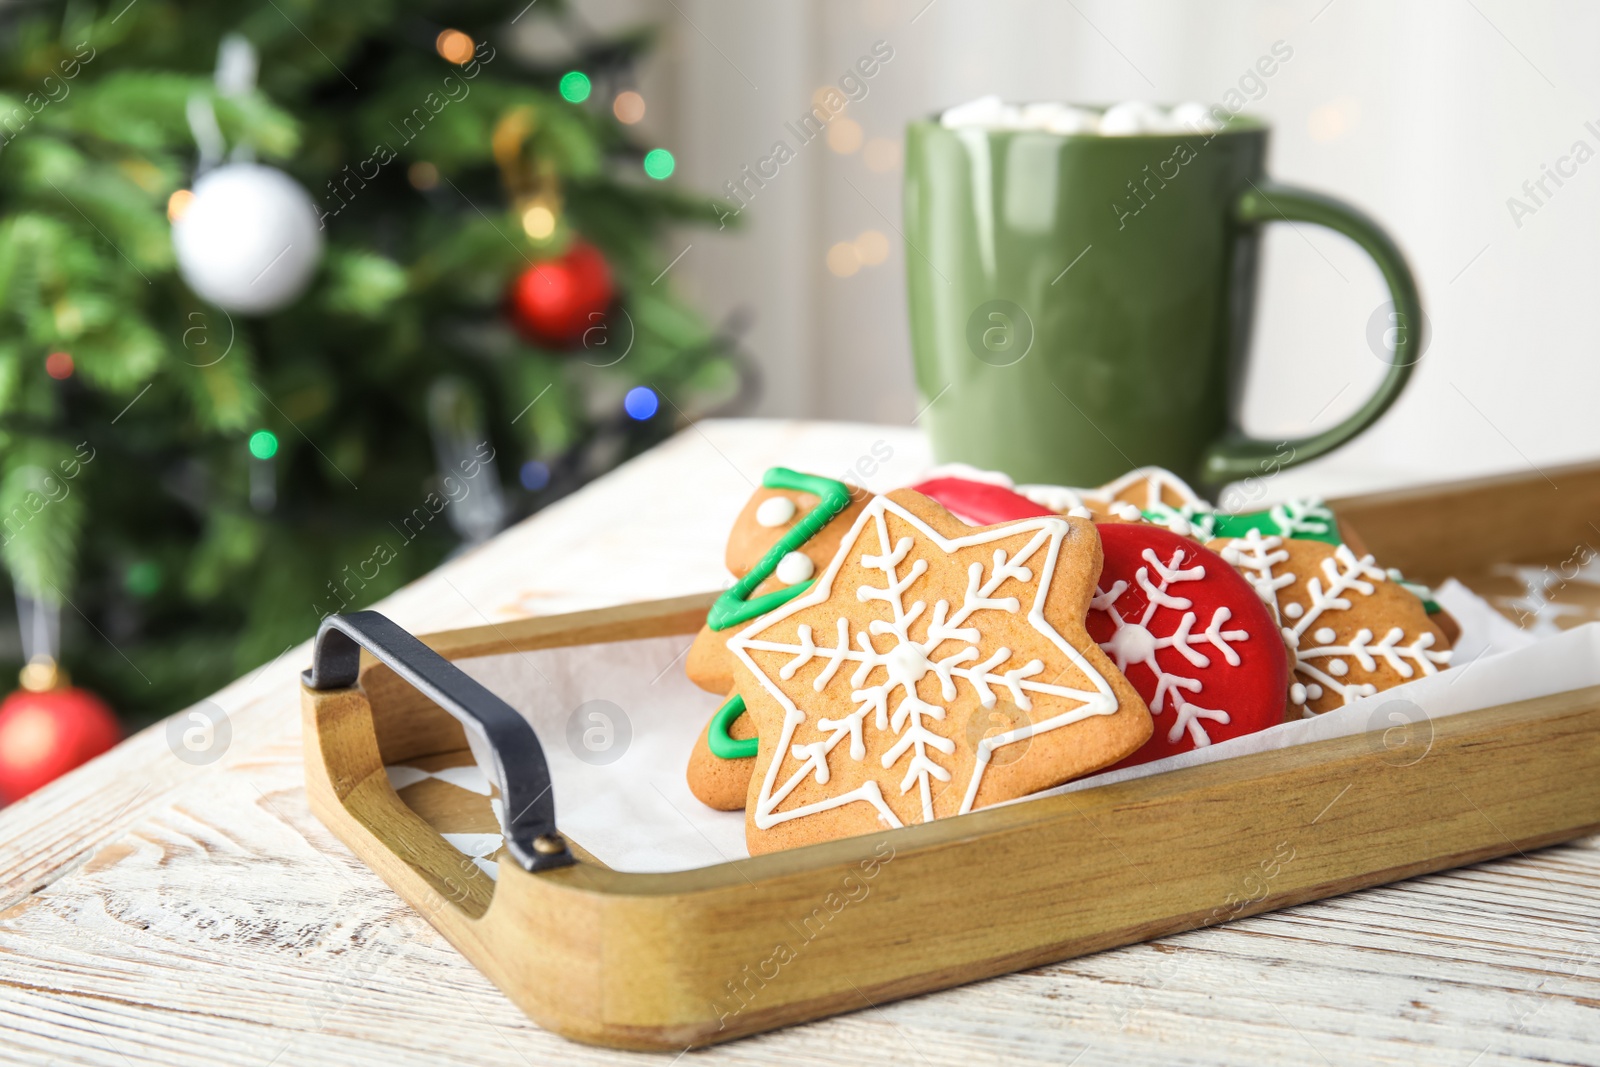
[1027,465,1209,523]
[1212,531,1452,716]
[726,488,1151,854]
[1088,523,1289,767]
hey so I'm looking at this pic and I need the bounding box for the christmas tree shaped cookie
[684,469,870,696]
[727,488,1150,854]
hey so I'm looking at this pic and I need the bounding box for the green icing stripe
[708,694,757,760]
[1209,509,1341,545]
[1393,575,1442,614]
[706,468,852,632]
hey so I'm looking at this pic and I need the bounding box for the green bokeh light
[643,148,675,180]
[559,71,591,103]
[249,429,279,460]
[124,560,162,598]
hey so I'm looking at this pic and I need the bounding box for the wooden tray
[301,462,1600,1051]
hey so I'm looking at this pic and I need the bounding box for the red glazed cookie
[727,488,1152,854]
[910,475,1058,526]
[1088,523,1290,767]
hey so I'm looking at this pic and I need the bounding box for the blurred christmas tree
[0,1,745,730]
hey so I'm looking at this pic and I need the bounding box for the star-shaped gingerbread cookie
[727,488,1151,854]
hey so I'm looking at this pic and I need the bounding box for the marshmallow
[939,97,1217,136]
[1021,102,1099,134]
[1170,100,1224,132]
[1098,100,1170,135]
[940,94,1008,129]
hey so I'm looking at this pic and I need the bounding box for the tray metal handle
[302,611,576,873]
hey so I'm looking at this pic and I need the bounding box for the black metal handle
[302,611,575,873]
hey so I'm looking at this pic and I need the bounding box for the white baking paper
[454,586,1600,873]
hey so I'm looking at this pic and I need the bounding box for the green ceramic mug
[903,112,1422,490]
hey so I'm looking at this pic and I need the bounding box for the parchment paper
[456,585,1598,873]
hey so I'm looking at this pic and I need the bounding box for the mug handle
[1198,181,1423,486]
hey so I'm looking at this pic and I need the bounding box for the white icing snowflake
[1220,529,1294,623]
[728,496,1120,830]
[1219,533,1450,715]
[1091,547,1249,747]
[1142,501,1219,541]
[1266,498,1336,539]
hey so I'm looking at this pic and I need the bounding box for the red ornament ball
[1087,523,1288,769]
[507,241,615,348]
[0,683,121,804]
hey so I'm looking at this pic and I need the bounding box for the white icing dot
[1284,603,1304,619]
[755,496,796,527]
[1306,684,1324,699]
[1289,682,1308,705]
[1328,659,1349,676]
[1067,506,1093,519]
[775,551,815,585]
[1111,502,1142,521]
[1314,627,1337,644]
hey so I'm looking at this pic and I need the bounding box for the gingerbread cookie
[1213,530,1451,716]
[1386,568,1461,646]
[1019,465,1208,522]
[1139,496,1463,634]
[1088,523,1289,767]
[685,468,870,695]
[726,488,1151,854]
[686,694,757,810]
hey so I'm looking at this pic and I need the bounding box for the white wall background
[578,0,1600,496]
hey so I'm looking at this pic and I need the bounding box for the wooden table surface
[3,419,1597,1067]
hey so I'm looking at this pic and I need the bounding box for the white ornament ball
[172,163,323,314]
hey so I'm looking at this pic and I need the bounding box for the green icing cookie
[1143,498,1341,545]
[707,467,853,632]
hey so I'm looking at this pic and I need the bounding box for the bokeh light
[435,29,474,65]
[519,459,551,491]
[522,203,556,239]
[45,352,74,379]
[559,71,592,103]
[167,189,194,222]
[826,241,860,278]
[624,386,659,420]
[612,91,646,124]
[826,118,863,154]
[248,429,279,460]
[408,161,439,190]
[124,560,162,598]
[855,229,890,266]
[642,148,675,180]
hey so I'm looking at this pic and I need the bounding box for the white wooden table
[2,419,1597,1066]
